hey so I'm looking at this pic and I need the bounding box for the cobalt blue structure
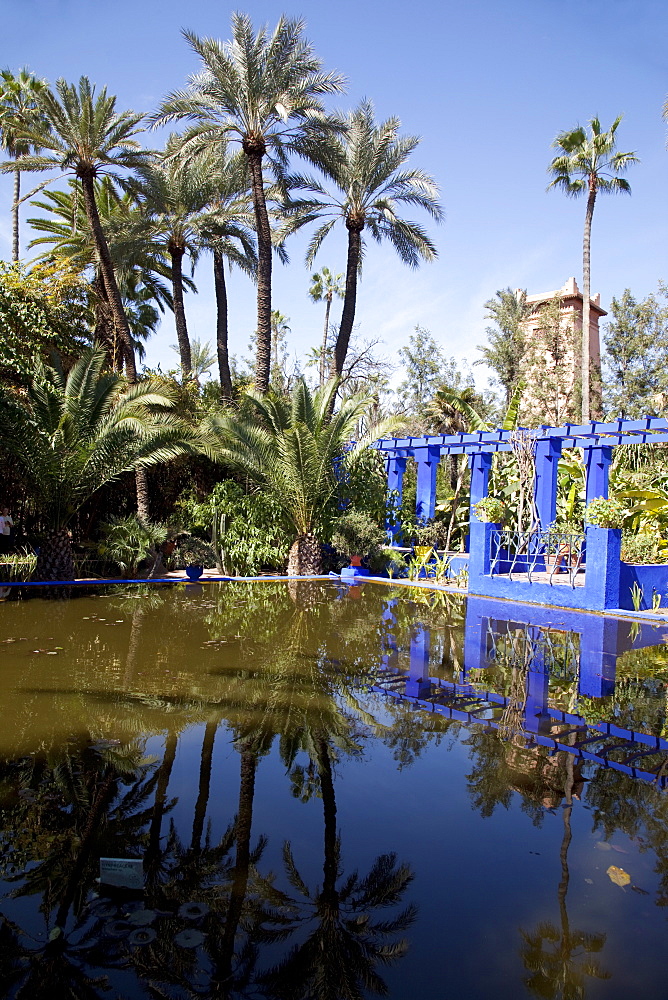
[375,417,668,612]
[373,594,668,787]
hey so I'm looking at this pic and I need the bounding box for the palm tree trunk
[320,293,332,386]
[191,720,217,853]
[34,527,76,582]
[244,145,272,394]
[12,169,20,262]
[287,533,321,576]
[146,729,178,883]
[135,468,150,523]
[581,186,596,423]
[79,169,137,381]
[213,250,233,402]
[170,246,192,376]
[317,739,338,907]
[217,746,258,989]
[330,222,363,378]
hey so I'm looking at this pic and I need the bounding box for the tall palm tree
[0,68,47,261]
[192,152,257,401]
[153,14,344,393]
[138,136,222,377]
[309,266,344,385]
[292,99,443,379]
[548,116,638,422]
[203,378,394,575]
[2,75,152,380]
[0,347,200,579]
[28,177,176,368]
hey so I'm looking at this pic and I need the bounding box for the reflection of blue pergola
[375,417,668,612]
[375,594,668,787]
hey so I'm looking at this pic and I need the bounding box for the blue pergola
[374,417,668,613]
[375,416,668,530]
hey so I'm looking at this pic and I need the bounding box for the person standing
[1,508,14,554]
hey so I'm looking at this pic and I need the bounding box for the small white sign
[99,857,144,889]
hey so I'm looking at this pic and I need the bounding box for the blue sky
[2,0,667,390]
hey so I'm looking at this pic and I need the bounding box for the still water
[1,580,668,999]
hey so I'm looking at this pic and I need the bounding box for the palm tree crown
[291,99,443,378]
[547,115,638,422]
[153,14,345,393]
[0,67,48,261]
[2,76,152,380]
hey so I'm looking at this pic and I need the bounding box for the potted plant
[584,497,627,530]
[331,511,385,573]
[544,520,583,572]
[413,519,448,560]
[472,496,508,524]
[173,535,217,580]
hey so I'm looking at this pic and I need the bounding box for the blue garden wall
[619,562,668,610]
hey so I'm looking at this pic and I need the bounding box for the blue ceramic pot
[185,565,204,581]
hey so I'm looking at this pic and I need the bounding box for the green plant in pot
[584,497,627,530]
[331,511,385,569]
[472,496,508,524]
[173,535,217,579]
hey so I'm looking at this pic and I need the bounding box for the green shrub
[331,510,386,559]
[175,480,290,576]
[621,531,668,565]
[172,534,218,570]
[473,496,507,524]
[98,516,167,577]
[584,496,627,529]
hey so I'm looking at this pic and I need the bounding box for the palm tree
[192,152,257,401]
[0,347,200,579]
[292,99,443,379]
[548,116,638,422]
[2,75,151,380]
[153,14,344,393]
[309,266,344,385]
[138,136,222,377]
[0,68,47,261]
[28,177,176,368]
[203,378,392,575]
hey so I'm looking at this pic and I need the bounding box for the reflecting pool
[1,581,668,999]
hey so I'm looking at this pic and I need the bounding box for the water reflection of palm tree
[520,755,610,999]
[262,732,416,1000]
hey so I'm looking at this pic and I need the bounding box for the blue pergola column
[585,445,613,504]
[415,446,441,524]
[534,437,562,529]
[405,623,431,699]
[385,455,407,543]
[468,452,494,575]
[469,451,493,510]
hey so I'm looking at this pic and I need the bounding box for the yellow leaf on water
[607,865,631,887]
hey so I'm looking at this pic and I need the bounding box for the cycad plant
[203,378,390,575]
[153,14,344,392]
[0,347,199,580]
[292,99,443,378]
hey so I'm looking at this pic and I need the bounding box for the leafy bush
[584,496,627,529]
[621,531,668,564]
[172,534,218,569]
[331,510,386,559]
[98,516,167,577]
[414,519,450,549]
[473,496,508,524]
[175,480,290,576]
[367,546,408,578]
